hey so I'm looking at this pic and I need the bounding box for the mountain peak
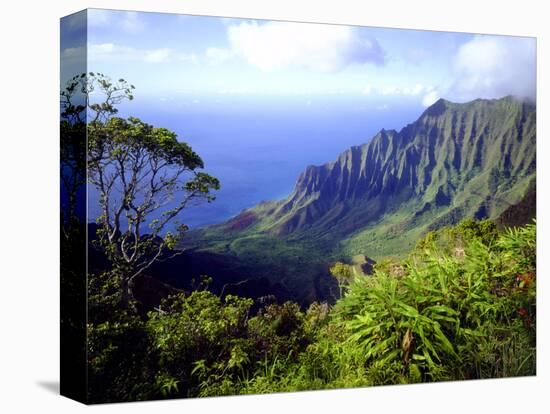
[256,95,536,238]
[421,98,450,117]
[420,95,532,120]
[208,95,535,262]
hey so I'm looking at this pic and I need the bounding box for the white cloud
[120,12,144,33]
[380,85,399,96]
[406,83,425,96]
[422,90,440,107]
[217,87,254,95]
[87,9,111,27]
[89,43,120,55]
[361,84,374,95]
[361,83,439,102]
[219,17,238,26]
[144,48,173,63]
[452,35,536,100]
[88,9,145,33]
[86,43,198,64]
[225,21,384,72]
[380,83,426,96]
[205,47,234,65]
[87,43,133,60]
[358,82,440,107]
[62,12,87,30]
[62,46,84,58]
[405,47,432,64]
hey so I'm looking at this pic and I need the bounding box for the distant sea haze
[88,95,425,229]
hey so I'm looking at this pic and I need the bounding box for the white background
[0,0,548,412]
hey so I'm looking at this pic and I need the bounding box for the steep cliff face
[184,96,536,304]
[264,97,535,237]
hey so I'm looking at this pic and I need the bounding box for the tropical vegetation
[60,74,536,403]
[87,218,535,402]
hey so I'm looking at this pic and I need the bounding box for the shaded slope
[496,179,536,229]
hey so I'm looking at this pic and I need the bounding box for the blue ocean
[89,95,424,229]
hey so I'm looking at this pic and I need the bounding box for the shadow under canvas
[37,381,60,395]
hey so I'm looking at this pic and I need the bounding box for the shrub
[337,220,536,384]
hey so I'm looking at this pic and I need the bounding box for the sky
[60,9,537,228]
[61,8,536,106]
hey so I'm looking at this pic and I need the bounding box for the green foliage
[88,270,127,323]
[88,315,154,403]
[88,113,220,307]
[415,218,499,253]
[330,261,354,298]
[87,220,536,402]
[78,78,536,402]
[337,220,536,383]
[62,73,220,309]
[146,291,253,397]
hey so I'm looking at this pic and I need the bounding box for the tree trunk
[120,276,131,308]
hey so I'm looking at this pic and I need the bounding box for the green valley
[181,96,536,304]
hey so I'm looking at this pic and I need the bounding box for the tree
[63,73,220,307]
[60,73,88,237]
[60,74,89,401]
[329,262,354,298]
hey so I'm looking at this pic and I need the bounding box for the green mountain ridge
[182,96,536,303]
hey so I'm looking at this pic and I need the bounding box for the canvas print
[60,9,536,404]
